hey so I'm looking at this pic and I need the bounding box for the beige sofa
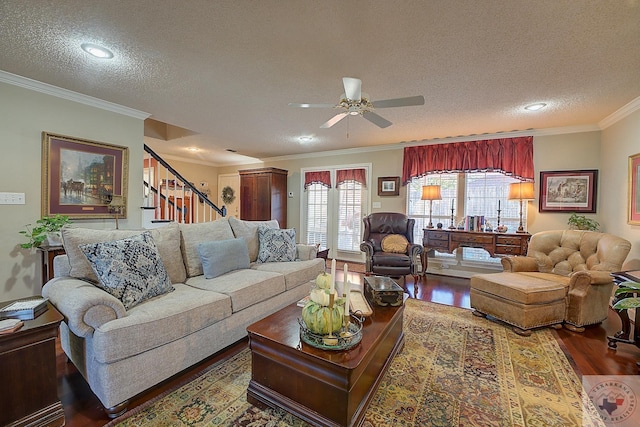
[470,230,631,335]
[42,217,325,417]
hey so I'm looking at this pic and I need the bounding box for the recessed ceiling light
[81,43,114,59]
[524,103,547,111]
[299,136,313,142]
[187,147,199,152]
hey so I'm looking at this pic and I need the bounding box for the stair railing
[143,144,226,225]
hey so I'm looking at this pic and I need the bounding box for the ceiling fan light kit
[290,77,425,129]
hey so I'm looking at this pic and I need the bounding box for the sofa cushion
[179,219,235,277]
[257,226,297,263]
[251,257,326,291]
[62,223,186,284]
[186,269,285,312]
[91,283,232,364]
[198,238,250,279]
[381,234,409,253]
[79,232,174,310]
[228,216,279,262]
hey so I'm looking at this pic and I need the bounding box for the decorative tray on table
[298,313,364,351]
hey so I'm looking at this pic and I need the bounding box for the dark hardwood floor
[57,270,640,426]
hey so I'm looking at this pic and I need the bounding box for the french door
[301,165,370,262]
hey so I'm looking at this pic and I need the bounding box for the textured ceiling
[1,0,639,166]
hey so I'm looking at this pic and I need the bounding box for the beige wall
[219,132,605,238]
[528,131,602,234]
[601,109,640,264]
[0,82,144,300]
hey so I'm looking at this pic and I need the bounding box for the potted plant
[567,213,600,231]
[19,214,72,249]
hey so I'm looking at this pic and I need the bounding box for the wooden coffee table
[247,300,405,427]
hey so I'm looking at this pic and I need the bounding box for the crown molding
[262,124,602,163]
[0,70,150,120]
[598,96,640,129]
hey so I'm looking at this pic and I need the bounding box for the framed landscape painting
[378,176,400,196]
[539,169,597,213]
[42,132,129,219]
[629,153,640,225]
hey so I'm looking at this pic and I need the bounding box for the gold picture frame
[42,132,129,219]
[629,152,640,225]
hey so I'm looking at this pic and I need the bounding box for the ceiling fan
[289,77,425,129]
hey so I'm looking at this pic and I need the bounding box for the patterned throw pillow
[381,234,409,253]
[257,226,297,263]
[79,232,174,310]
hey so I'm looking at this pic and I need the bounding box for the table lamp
[508,182,534,233]
[108,195,126,229]
[421,185,442,229]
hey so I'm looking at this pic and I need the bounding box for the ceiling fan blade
[342,77,362,101]
[362,111,392,128]
[372,95,425,108]
[288,103,335,108]
[320,112,349,128]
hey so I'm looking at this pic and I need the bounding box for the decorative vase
[45,231,63,246]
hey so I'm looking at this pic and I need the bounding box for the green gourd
[301,301,344,335]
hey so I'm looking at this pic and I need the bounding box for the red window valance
[304,171,331,190]
[336,168,367,188]
[402,136,534,184]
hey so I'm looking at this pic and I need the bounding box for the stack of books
[0,297,48,320]
[0,318,24,334]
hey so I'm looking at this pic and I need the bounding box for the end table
[0,301,65,427]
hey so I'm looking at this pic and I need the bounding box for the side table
[0,301,65,427]
[37,245,65,286]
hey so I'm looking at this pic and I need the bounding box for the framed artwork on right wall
[539,169,598,213]
[629,153,640,225]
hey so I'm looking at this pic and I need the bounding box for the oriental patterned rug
[108,299,604,426]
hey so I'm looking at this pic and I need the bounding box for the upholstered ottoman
[470,272,567,336]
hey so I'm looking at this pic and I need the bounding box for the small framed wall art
[377,176,400,196]
[539,169,598,213]
[629,153,640,225]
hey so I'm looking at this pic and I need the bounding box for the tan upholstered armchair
[360,212,423,285]
[501,230,631,331]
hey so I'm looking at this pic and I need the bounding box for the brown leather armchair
[360,212,423,285]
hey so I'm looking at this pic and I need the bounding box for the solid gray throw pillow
[198,238,250,279]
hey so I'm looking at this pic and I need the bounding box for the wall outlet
[0,192,26,204]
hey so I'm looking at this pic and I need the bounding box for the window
[302,165,370,262]
[305,183,329,248]
[408,172,527,264]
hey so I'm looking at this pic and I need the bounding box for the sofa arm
[42,277,127,338]
[296,244,318,261]
[501,256,538,272]
[408,243,423,258]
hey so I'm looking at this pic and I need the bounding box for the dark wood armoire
[239,167,287,228]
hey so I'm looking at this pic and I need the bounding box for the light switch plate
[0,192,26,204]
[372,202,381,208]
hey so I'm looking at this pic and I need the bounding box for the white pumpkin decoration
[315,272,332,289]
[310,288,339,307]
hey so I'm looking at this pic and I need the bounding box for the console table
[37,245,65,287]
[421,229,530,274]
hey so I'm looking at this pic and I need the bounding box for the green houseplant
[613,282,640,311]
[19,214,72,249]
[567,213,600,231]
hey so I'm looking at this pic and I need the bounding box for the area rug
[107,299,604,426]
